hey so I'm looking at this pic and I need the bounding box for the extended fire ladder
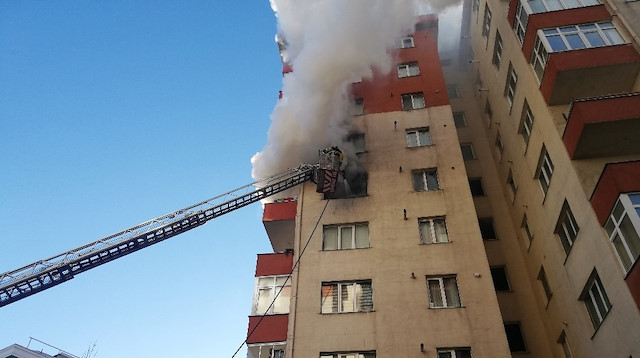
[0,165,319,308]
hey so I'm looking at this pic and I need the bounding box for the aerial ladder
[0,148,343,308]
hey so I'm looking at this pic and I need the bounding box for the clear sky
[0,2,282,357]
[0,2,462,357]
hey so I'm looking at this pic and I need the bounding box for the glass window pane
[565,34,585,49]
[605,218,615,236]
[341,283,355,312]
[629,193,640,205]
[528,0,546,13]
[355,225,369,248]
[323,227,338,250]
[428,280,444,307]
[584,31,605,47]
[275,276,289,286]
[613,234,633,271]
[547,35,567,51]
[603,28,624,45]
[456,350,472,358]
[273,285,291,313]
[434,219,449,243]
[546,0,563,10]
[419,130,431,145]
[613,201,625,220]
[438,353,452,358]
[402,95,413,110]
[579,24,597,31]
[357,282,373,311]
[563,0,580,8]
[426,171,439,190]
[413,172,425,191]
[620,215,640,260]
[443,277,461,307]
[256,288,272,314]
[258,277,273,287]
[321,284,337,313]
[407,132,418,147]
[414,94,426,108]
[420,221,433,244]
[341,226,353,249]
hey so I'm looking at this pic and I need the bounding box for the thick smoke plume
[251,0,461,181]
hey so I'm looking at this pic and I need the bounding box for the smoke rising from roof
[251,1,459,181]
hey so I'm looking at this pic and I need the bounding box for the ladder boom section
[0,165,316,308]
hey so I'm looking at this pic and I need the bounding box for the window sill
[419,241,451,245]
[320,310,376,315]
[428,306,465,310]
[321,247,372,252]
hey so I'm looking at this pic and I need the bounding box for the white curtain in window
[355,225,369,248]
[323,227,338,250]
[444,277,461,307]
[341,226,353,249]
[428,279,444,307]
[434,219,448,243]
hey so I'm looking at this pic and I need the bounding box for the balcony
[590,160,640,225]
[246,314,288,344]
[263,200,297,252]
[563,93,640,159]
[539,44,640,105]
[255,252,293,277]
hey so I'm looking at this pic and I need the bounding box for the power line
[231,198,331,358]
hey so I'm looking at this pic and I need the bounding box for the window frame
[482,4,492,38]
[348,133,366,154]
[419,217,450,244]
[504,322,528,352]
[604,193,640,273]
[505,64,518,111]
[401,92,426,110]
[538,266,553,303]
[479,217,498,240]
[555,201,579,256]
[437,348,472,358]
[320,280,373,314]
[461,143,476,160]
[399,36,415,48]
[535,146,554,196]
[321,352,376,358]
[398,62,420,78]
[490,266,512,291]
[412,168,440,192]
[426,275,462,308]
[453,112,467,128]
[514,1,529,45]
[247,342,286,358]
[580,270,611,329]
[253,275,292,315]
[557,331,573,358]
[507,169,518,199]
[447,85,460,99]
[492,30,503,68]
[351,98,364,116]
[406,127,432,147]
[519,101,534,145]
[322,223,370,251]
[469,177,485,197]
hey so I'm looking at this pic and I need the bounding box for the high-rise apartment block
[246,1,640,356]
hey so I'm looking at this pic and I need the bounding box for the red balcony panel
[563,93,640,158]
[263,201,297,252]
[263,201,297,221]
[626,262,640,310]
[590,161,640,225]
[246,314,288,344]
[540,45,640,105]
[255,252,294,277]
[522,6,610,62]
[282,63,292,75]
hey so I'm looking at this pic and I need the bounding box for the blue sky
[0,2,283,357]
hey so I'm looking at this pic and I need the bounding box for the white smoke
[251,0,461,180]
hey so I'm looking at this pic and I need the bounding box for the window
[528,0,602,14]
[248,343,285,358]
[507,169,518,198]
[522,214,534,243]
[505,63,518,110]
[485,100,493,119]
[406,128,432,147]
[538,267,553,302]
[482,4,492,38]
[351,98,364,116]
[419,217,449,244]
[469,178,485,197]
[535,146,554,196]
[514,1,529,45]
[321,280,373,313]
[398,62,420,78]
[453,112,467,128]
[461,143,476,160]
[580,270,611,329]
[321,353,375,358]
[504,322,527,352]
[531,34,550,81]
[495,133,504,162]
[348,133,366,153]
[399,36,415,48]
[519,101,534,145]
[437,348,472,358]
[427,275,462,308]
[555,201,579,255]
[472,0,480,12]
[253,276,291,315]
[412,169,439,191]
[491,266,511,291]
[479,217,497,240]
[604,193,640,273]
[402,92,426,110]
[447,85,460,99]
[558,331,573,358]
[492,31,503,68]
[323,223,369,250]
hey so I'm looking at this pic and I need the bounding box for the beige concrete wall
[288,106,512,358]
[458,0,640,357]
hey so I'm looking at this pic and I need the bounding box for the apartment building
[246,1,640,357]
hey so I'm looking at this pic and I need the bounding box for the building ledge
[563,93,640,158]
